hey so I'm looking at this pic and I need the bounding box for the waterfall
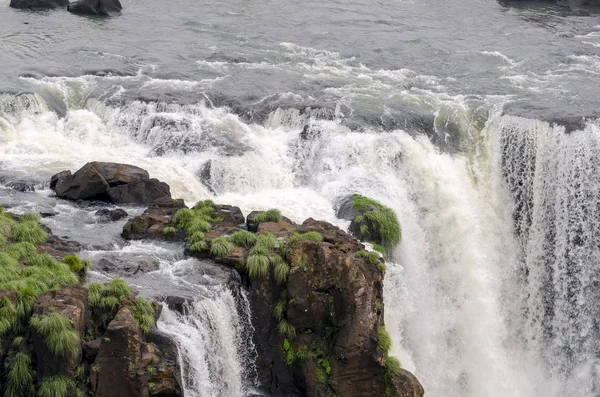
[497,115,600,395]
[3,83,600,396]
[156,287,258,397]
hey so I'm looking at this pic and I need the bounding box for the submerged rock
[67,0,122,14]
[96,208,128,222]
[9,0,68,8]
[51,162,171,205]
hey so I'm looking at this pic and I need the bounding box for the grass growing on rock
[229,230,258,248]
[162,226,177,236]
[351,194,401,257]
[12,220,48,246]
[377,327,392,352]
[272,256,290,285]
[277,319,296,340]
[172,200,216,253]
[3,351,35,397]
[87,279,156,334]
[247,254,270,279]
[30,312,80,363]
[37,375,76,397]
[132,297,156,335]
[210,237,232,257]
[251,209,282,224]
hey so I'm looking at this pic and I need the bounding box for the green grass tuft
[163,226,177,236]
[277,319,296,340]
[19,212,41,223]
[298,231,323,242]
[30,312,80,363]
[12,220,48,246]
[172,208,194,230]
[62,254,86,273]
[187,231,205,244]
[247,254,270,279]
[273,300,285,322]
[252,209,282,224]
[190,240,208,253]
[37,375,76,397]
[385,356,401,375]
[351,195,401,256]
[210,237,232,257]
[87,283,103,306]
[132,297,156,335]
[4,242,37,260]
[377,327,392,352]
[104,279,132,300]
[0,298,18,336]
[229,230,258,248]
[355,250,381,265]
[272,257,289,285]
[3,351,35,397]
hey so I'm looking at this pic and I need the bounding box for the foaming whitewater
[497,115,600,395]
[157,288,257,397]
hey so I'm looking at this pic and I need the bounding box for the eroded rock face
[32,286,87,378]
[67,0,122,15]
[51,162,170,204]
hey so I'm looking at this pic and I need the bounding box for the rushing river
[1,0,599,396]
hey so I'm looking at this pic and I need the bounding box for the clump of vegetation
[247,254,270,279]
[210,237,232,257]
[171,200,216,253]
[273,300,286,322]
[277,319,296,340]
[162,226,177,236]
[87,279,156,335]
[251,209,282,224]
[272,255,290,285]
[132,297,156,335]
[296,231,323,242]
[62,254,91,273]
[3,351,35,397]
[30,312,80,363]
[37,375,76,397]
[12,220,48,246]
[351,194,401,257]
[355,249,385,272]
[385,356,401,375]
[229,230,258,248]
[378,327,392,352]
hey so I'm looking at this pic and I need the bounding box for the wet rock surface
[51,162,171,204]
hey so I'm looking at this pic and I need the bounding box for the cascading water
[497,115,600,395]
[157,288,258,397]
[1,69,600,396]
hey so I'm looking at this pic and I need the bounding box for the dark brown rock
[96,208,129,222]
[108,179,171,205]
[92,307,145,397]
[83,338,102,360]
[257,220,296,238]
[122,198,187,240]
[51,162,171,205]
[9,0,68,8]
[31,285,87,378]
[67,0,122,14]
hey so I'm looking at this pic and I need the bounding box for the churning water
[1,0,600,395]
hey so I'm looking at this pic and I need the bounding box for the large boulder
[9,0,68,8]
[67,0,122,14]
[51,162,171,205]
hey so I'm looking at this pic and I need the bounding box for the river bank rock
[67,0,122,14]
[96,208,128,222]
[9,0,68,8]
[51,162,170,205]
[128,199,423,396]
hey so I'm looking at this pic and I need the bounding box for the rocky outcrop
[336,194,401,258]
[127,199,423,396]
[51,162,170,204]
[122,197,187,240]
[9,0,68,8]
[67,0,122,14]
